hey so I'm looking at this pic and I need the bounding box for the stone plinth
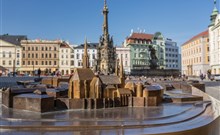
[13,94,54,112]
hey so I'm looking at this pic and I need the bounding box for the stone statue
[149,45,158,69]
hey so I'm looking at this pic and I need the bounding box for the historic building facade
[0,35,27,74]
[59,42,73,75]
[123,32,166,70]
[181,30,210,76]
[20,39,66,75]
[95,0,116,75]
[165,38,180,70]
[73,43,98,69]
[116,47,131,74]
[209,0,220,74]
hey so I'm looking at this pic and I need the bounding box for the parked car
[214,74,220,81]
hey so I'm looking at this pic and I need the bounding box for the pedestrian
[38,68,41,78]
[200,73,204,81]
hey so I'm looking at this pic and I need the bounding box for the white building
[209,7,220,74]
[116,47,131,74]
[59,42,73,75]
[73,43,98,68]
[165,38,180,70]
[0,35,27,75]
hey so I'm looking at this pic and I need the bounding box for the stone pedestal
[13,94,54,112]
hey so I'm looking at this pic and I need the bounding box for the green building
[123,32,166,70]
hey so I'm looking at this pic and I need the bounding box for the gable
[0,39,17,47]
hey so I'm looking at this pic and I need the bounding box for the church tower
[83,38,89,68]
[209,0,219,27]
[95,0,116,75]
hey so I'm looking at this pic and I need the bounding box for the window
[54,61,57,65]
[28,61,30,65]
[42,54,44,58]
[71,60,74,66]
[9,61,12,65]
[78,61,80,66]
[45,61,48,65]
[28,47,30,51]
[23,61,25,65]
[35,61,38,65]
[77,54,79,59]
[23,47,25,50]
[42,47,44,51]
[62,61,64,65]
[93,54,95,59]
[2,60,5,65]
[36,47,38,51]
[49,47,51,51]
[17,53,20,58]
[71,55,74,58]
[66,60,68,65]
[2,52,5,58]
[17,60,20,65]
[32,61,34,65]
[54,54,57,58]
[49,53,51,58]
[45,54,48,58]
[32,54,34,58]
[54,47,56,51]
[125,61,127,66]
[49,61,51,65]
[42,61,44,65]
[28,54,30,58]
[46,47,48,51]
[36,54,38,58]
[9,52,12,58]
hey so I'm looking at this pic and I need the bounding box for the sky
[0,0,217,46]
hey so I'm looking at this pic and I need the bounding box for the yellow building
[20,39,68,75]
[181,30,210,76]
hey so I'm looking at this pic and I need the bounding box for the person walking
[38,68,41,78]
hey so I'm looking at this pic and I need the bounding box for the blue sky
[0,0,217,46]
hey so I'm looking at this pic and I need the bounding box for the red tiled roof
[182,30,208,46]
[128,33,154,40]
